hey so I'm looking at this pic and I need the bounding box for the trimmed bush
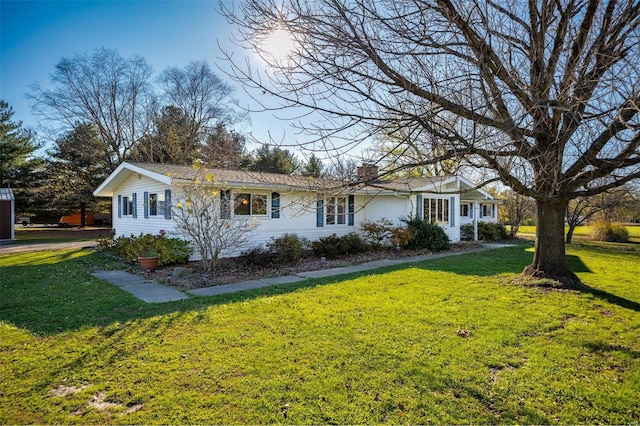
[238,246,275,268]
[460,222,508,241]
[403,217,450,251]
[101,231,192,266]
[460,224,474,241]
[359,218,413,249]
[311,233,369,259]
[591,219,629,242]
[267,233,309,264]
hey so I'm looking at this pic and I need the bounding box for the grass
[1,243,639,423]
[518,224,640,242]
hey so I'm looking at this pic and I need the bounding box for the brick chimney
[357,163,379,182]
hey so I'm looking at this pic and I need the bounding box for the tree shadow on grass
[411,245,640,313]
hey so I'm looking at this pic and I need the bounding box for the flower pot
[138,256,159,272]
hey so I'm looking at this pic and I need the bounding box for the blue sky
[0,0,289,148]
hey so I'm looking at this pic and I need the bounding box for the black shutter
[348,195,354,226]
[164,189,172,219]
[271,192,280,218]
[118,195,122,218]
[132,193,137,218]
[316,199,324,227]
[144,192,149,219]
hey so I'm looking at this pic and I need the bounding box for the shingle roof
[129,162,463,194]
[128,162,346,191]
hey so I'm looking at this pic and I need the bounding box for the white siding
[109,173,489,260]
[112,176,178,238]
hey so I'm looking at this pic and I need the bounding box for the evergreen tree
[301,153,325,178]
[0,100,41,212]
[44,123,110,226]
[248,145,299,175]
[200,123,249,169]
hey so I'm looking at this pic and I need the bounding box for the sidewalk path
[91,271,189,303]
[88,243,514,303]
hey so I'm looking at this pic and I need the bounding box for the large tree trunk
[523,200,583,288]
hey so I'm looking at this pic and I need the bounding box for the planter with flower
[99,230,193,272]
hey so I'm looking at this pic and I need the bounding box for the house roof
[94,162,496,201]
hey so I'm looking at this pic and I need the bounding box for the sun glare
[262,28,296,63]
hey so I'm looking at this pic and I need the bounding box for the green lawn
[1,243,639,423]
[518,224,640,242]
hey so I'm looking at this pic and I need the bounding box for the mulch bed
[139,242,482,290]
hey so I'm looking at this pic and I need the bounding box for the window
[122,196,133,216]
[234,193,267,216]
[461,203,470,217]
[423,197,449,225]
[482,204,494,218]
[149,193,158,216]
[326,196,346,225]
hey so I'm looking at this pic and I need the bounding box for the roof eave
[93,162,173,197]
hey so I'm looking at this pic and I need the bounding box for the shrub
[478,222,508,241]
[101,231,193,266]
[591,219,629,242]
[360,218,414,248]
[460,222,508,241]
[460,224,474,241]
[267,233,309,264]
[311,233,369,259]
[359,218,394,247]
[389,226,414,249]
[238,246,275,268]
[403,217,450,251]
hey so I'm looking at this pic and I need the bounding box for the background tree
[300,153,325,178]
[565,189,629,243]
[325,157,359,182]
[200,123,249,169]
[159,60,240,143]
[373,127,459,178]
[30,47,156,170]
[223,0,640,286]
[248,144,299,175]
[0,100,41,212]
[43,123,110,226]
[131,106,198,164]
[499,190,536,238]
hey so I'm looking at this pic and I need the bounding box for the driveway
[0,241,98,255]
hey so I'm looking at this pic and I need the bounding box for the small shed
[0,188,15,243]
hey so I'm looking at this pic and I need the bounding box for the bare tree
[565,189,629,243]
[159,60,240,143]
[499,190,536,238]
[221,0,640,286]
[171,163,260,272]
[30,48,156,170]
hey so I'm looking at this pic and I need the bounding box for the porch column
[473,201,479,241]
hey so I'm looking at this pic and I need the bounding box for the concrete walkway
[92,270,189,303]
[91,243,515,303]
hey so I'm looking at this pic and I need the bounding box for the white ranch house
[94,162,500,260]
